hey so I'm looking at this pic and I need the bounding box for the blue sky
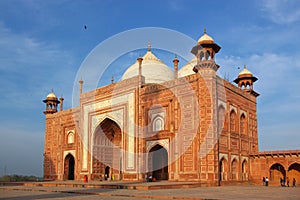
[0,0,300,176]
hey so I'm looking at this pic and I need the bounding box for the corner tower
[191,28,221,72]
[43,91,60,114]
[234,65,259,97]
[190,29,221,184]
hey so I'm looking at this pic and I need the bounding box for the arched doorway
[241,160,248,181]
[105,166,110,180]
[231,159,238,180]
[148,144,168,180]
[288,163,300,182]
[219,158,228,181]
[270,163,285,182]
[64,154,75,180]
[92,118,122,180]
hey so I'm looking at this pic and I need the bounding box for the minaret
[79,79,83,94]
[137,55,143,87]
[173,55,179,79]
[191,29,221,184]
[111,76,114,84]
[43,90,60,115]
[234,65,259,97]
[59,96,64,112]
[191,28,221,73]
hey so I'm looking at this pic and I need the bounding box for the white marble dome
[46,92,57,99]
[121,50,173,84]
[178,57,197,78]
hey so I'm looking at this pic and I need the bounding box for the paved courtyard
[0,184,300,200]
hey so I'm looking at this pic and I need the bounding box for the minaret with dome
[234,65,259,97]
[43,91,60,114]
[191,28,221,73]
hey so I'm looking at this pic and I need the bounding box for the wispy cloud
[167,0,184,11]
[0,21,75,109]
[218,51,300,151]
[260,0,300,24]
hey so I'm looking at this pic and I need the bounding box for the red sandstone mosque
[43,30,300,186]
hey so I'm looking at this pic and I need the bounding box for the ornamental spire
[148,41,151,52]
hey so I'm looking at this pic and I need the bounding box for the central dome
[121,48,173,84]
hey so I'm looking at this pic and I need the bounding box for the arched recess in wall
[270,163,286,182]
[218,105,226,135]
[231,159,238,180]
[64,153,75,180]
[240,114,247,135]
[67,131,75,144]
[241,159,248,181]
[287,163,300,183]
[230,110,237,133]
[92,118,122,180]
[219,157,228,181]
[148,144,168,180]
[152,115,164,132]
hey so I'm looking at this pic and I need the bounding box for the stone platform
[1,180,208,190]
[0,182,299,200]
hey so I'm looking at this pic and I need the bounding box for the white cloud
[260,0,300,24]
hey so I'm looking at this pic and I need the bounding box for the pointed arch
[92,117,122,180]
[288,163,300,183]
[200,51,205,61]
[230,110,237,132]
[148,144,168,180]
[231,159,238,180]
[205,50,211,60]
[218,105,226,135]
[240,113,247,135]
[241,159,248,181]
[152,115,164,132]
[64,153,75,180]
[270,163,285,182]
[219,157,228,181]
[67,131,75,144]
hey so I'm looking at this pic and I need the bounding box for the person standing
[287,177,290,187]
[265,177,269,186]
[262,177,265,186]
[293,178,296,187]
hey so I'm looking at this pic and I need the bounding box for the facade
[43,30,300,185]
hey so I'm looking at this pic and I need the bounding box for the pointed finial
[111,76,114,84]
[148,41,151,51]
[204,27,207,34]
[244,64,246,69]
[51,88,54,93]
[174,54,177,59]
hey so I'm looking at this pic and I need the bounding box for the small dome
[121,49,173,84]
[238,66,253,77]
[46,92,57,99]
[197,29,214,45]
[178,57,197,77]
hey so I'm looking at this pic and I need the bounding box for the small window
[67,132,74,144]
[153,116,164,131]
